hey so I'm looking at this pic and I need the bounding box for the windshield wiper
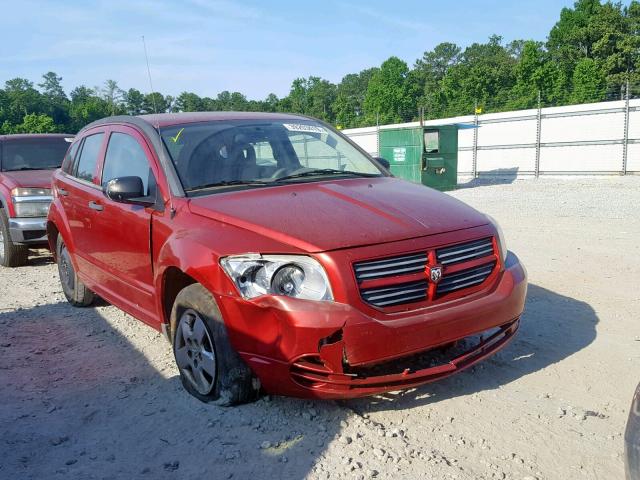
[274,168,381,182]
[5,166,58,171]
[185,179,271,193]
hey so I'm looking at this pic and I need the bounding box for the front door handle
[58,187,69,196]
[88,201,104,212]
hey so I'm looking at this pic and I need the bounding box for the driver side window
[101,132,156,197]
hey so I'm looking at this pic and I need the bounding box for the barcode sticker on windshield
[283,123,325,134]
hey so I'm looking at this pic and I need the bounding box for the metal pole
[472,100,478,178]
[376,111,380,157]
[622,79,630,175]
[535,90,542,178]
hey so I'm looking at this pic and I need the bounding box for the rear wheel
[0,209,28,268]
[171,284,256,405]
[56,235,94,307]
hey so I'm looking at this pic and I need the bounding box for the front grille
[354,236,497,309]
[436,262,496,294]
[354,252,427,281]
[361,280,428,307]
[436,237,493,265]
[22,230,46,241]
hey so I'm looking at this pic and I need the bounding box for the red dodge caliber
[48,112,527,405]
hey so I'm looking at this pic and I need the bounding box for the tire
[56,235,94,307]
[171,283,256,406]
[0,209,28,268]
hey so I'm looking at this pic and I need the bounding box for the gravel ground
[1,177,639,480]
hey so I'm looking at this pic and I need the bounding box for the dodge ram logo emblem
[429,266,443,283]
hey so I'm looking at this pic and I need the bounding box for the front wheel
[171,284,256,405]
[0,209,28,267]
[56,235,94,307]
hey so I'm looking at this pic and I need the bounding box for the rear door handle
[88,201,104,212]
[58,187,68,196]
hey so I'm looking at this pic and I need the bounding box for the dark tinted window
[1,137,72,172]
[74,133,104,182]
[62,141,81,174]
[102,132,154,196]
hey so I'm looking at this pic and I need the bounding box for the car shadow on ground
[0,301,345,479]
[343,283,598,413]
[26,249,54,267]
[457,167,520,188]
[0,283,597,478]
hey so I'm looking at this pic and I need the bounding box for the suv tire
[171,284,256,406]
[0,209,28,268]
[56,235,95,307]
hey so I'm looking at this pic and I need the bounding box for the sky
[0,0,577,100]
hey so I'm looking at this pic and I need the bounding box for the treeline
[1,0,639,134]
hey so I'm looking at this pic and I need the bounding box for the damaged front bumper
[217,251,527,399]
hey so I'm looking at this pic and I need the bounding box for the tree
[263,93,280,112]
[12,113,56,133]
[2,78,43,126]
[39,72,70,131]
[68,87,111,131]
[333,68,377,128]
[546,0,636,91]
[39,72,66,101]
[102,80,124,115]
[363,57,414,124]
[123,88,146,115]
[570,57,606,103]
[175,91,204,112]
[287,77,336,121]
[412,42,461,118]
[143,92,171,113]
[440,35,516,116]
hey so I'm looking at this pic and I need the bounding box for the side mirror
[105,176,150,205]
[374,157,391,170]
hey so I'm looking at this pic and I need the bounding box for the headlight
[11,188,52,218]
[11,187,51,197]
[486,214,508,262]
[220,254,333,301]
[14,202,50,217]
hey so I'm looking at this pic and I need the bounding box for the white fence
[343,98,640,180]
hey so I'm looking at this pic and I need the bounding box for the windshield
[160,119,383,194]
[1,137,72,172]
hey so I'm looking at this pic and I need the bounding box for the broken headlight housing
[220,254,333,301]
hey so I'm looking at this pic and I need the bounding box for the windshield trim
[1,165,61,173]
[183,174,382,197]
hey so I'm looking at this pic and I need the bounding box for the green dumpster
[379,124,459,191]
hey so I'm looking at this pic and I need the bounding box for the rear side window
[101,132,154,196]
[74,133,104,182]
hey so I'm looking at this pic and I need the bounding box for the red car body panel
[188,178,489,252]
[47,113,527,400]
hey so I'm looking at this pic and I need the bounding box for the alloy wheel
[58,243,74,291]
[175,309,217,395]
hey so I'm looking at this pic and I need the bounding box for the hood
[188,177,489,252]
[1,169,55,190]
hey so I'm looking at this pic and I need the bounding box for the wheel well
[162,267,197,329]
[46,221,59,260]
